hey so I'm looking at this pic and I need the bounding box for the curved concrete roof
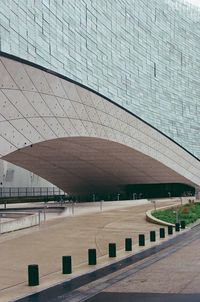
[0,55,199,194]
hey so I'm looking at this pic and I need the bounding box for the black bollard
[28,264,39,286]
[139,234,145,246]
[150,231,156,242]
[62,256,72,274]
[168,225,173,235]
[125,238,132,251]
[88,249,97,265]
[109,243,116,257]
[175,222,180,232]
[160,228,165,238]
[181,220,186,229]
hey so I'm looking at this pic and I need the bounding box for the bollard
[138,234,145,246]
[125,238,132,251]
[160,228,165,238]
[88,249,97,265]
[109,243,116,257]
[28,264,39,286]
[62,256,72,274]
[175,222,180,232]
[150,231,156,242]
[181,220,186,229]
[168,225,173,235]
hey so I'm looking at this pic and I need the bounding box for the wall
[0,212,39,234]
[0,56,200,194]
[0,159,55,187]
[0,0,200,159]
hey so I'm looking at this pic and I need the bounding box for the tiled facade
[0,0,199,158]
[0,56,200,193]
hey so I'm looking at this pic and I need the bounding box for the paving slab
[0,198,180,301]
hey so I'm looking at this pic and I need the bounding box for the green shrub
[152,202,200,225]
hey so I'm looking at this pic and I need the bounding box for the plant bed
[152,202,200,225]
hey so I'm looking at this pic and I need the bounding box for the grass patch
[152,202,200,225]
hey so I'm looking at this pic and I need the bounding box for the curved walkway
[0,198,177,302]
[85,226,200,302]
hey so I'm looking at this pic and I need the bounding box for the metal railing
[0,187,65,199]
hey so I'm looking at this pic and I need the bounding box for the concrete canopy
[0,54,200,195]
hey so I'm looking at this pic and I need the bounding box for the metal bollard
[139,234,145,246]
[168,225,173,235]
[175,222,180,232]
[181,220,186,229]
[88,249,97,265]
[28,264,39,286]
[150,231,156,242]
[125,238,132,251]
[160,228,165,238]
[109,243,116,257]
[62,256,72,274]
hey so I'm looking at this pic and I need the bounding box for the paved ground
[104,238,200,295]
[84,232,200,302]
[0,198,177,302]
[85,292,200,302]
[16,223,200,302]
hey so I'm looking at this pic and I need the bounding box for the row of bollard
[28,221,186,286]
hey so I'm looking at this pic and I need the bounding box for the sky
[185,0,200,7]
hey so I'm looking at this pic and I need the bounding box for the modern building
[0,0,199,199]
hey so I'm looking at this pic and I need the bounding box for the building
[0,0,199,199]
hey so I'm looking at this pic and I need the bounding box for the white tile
[41,94,66,117]
[44,73,66,98]
[76,86,94,107]
[57,117,78,136]
[0,59,18,89]
[0,121,30,148]
[70,119,89,136]
[0,114,5,122]
[3,89,38,118]
[91,94,106,112]
[85,105,101,123]
[10,119,43,144]
[98,111,111,127]
[24,65,52,94]
[60,79,81,102]
[71,101,90,120]
[82,120,96,137]
[0,135,17,156]
[56,97,79,118]
[22,91,53,117]
[0,90,22,119]
[27,117,57,140]
[1,57,36,91]
[43,117,67,137]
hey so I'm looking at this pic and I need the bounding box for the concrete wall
[0,212,39,234]
[0,159,55,187]
[0,0,200,158]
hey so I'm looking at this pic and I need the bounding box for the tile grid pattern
[0,0,200,157]
[0,56,199,191]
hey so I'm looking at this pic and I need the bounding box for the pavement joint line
[55,226,200,302]
[14,223,200,302]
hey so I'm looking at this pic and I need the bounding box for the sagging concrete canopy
[0,54,200,195]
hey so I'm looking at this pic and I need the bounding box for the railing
[0,187,65,198]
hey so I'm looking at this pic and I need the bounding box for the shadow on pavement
[85,292,200,302]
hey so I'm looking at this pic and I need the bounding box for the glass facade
[0,0,200,158]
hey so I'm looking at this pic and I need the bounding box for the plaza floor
[85,231,200,302]
[0,198,181,301]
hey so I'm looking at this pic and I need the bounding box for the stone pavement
[84,227,200,302]
[0,198,180,301]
